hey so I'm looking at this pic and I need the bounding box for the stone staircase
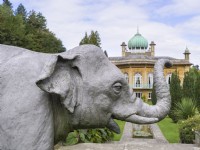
[55,122,199,150]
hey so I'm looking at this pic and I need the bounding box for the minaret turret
[150,41,156,57]
[183,47,191,61]
[121,42,127,57]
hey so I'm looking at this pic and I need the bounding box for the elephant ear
[36,54,80,113]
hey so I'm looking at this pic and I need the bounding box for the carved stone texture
[0,44,172,150]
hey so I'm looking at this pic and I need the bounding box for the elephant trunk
[137,59,172,121]
[122,59,172,124]
[108,59,172,132]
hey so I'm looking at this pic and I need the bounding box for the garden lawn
[157,116,179,143]
[112,120,126,141]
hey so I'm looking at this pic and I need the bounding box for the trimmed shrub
[179,115,200,143]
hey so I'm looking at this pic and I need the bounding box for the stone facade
[109,31,192,101]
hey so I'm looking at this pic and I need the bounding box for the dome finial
[137,26,139,34]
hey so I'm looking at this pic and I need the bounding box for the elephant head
[36,45,172,136]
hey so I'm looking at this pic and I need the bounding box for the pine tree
[3,0,12,9]
[26,11,47,31]
[168,72,182,122]
[79,30,101,47]
[89,31,101,47]
[195,73,200,111]
[15,3,27,22]
[182,71,195,100]
[0,2,66,53]
[79,32,89,45]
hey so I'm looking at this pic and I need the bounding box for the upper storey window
[134,73,142,88]
[148,73,153,88]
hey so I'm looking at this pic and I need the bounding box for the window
[148,92,152,99]
[124,73,129,83]
[166,74,172,85]
[136,92,142,98]
[148,73,153,88]
[134,73,142,88]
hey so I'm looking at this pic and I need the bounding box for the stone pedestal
[195,131,200,147]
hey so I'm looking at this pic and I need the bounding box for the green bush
[179,115,200,143]
[65,128,114,145]
[173,98,197,122]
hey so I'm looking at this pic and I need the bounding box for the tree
[182,70,196,100]
[79,30,101,47]
[89,31,101,47]
[195,73,200,111]
[168,72,182,122]
[15,3,27,22]
[3,0,12,9]
[0,2,66,53]
[0,4,25,46]
[79,32,89,45]
[26,11,47,31]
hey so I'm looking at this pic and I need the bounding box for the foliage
[141,95,147,102]
[151,84,157,105]
[79,30,101,47]
[65,128,114,145]
[26,10,47,30]
[182,68,197,100]
[0,4,25,46]
[169,72,182,122]
[15,3,27,22]
[158,116,179,143]
[179,115,200,143]
[173,98,198,121]
[3,0,12,9]
[0,2,66,53]
[195,74,200,112]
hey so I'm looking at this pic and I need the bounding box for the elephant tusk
[125,114,158,124]
[107,118,120,134]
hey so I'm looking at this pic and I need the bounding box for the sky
[6,0,200,65]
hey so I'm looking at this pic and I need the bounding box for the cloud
[9,0,200,66]
[155,0,200,17]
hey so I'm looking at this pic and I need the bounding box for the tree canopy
[79,30,101,47]
[0,1,66,53]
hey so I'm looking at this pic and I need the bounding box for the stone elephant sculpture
[0,44,172,150]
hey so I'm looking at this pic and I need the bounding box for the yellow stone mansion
[109,30,192,101]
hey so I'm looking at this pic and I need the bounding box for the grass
[157,116,180,143]
[112,119,126,141]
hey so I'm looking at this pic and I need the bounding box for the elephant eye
[112,82,122,94]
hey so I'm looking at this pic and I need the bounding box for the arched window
[124,73,129,83]
[134,73,142,88]
[148,73,153,88]
[166,74,172,84]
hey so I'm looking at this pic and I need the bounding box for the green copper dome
[128,31,148,50]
